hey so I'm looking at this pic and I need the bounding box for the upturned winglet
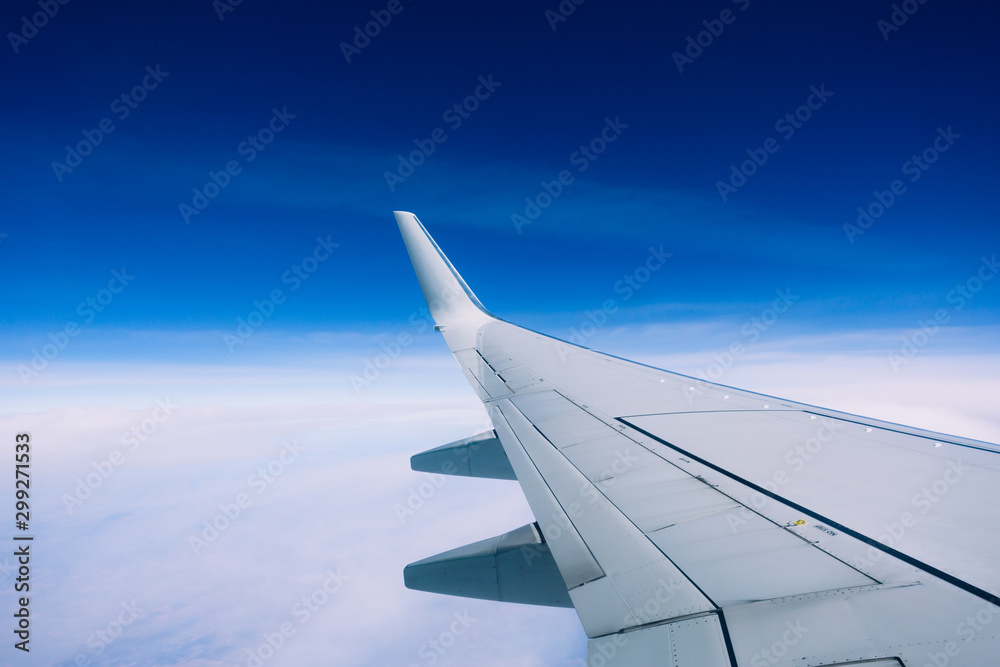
[394,212,494,343]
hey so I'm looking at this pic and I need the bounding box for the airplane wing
[394,211,1000,667]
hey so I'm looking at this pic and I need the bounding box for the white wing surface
[394,211,1000,667]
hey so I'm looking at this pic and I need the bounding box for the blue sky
[4,0,999,337]
[2,1,999,665]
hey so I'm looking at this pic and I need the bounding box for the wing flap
[585,614,735,667]
[648,509,875,605]
[494,398,716,635]
[625,409,1000,597]
[489,406,605,590]
[502,389,879,607]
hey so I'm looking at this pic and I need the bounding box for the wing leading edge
[394,211,1000,667]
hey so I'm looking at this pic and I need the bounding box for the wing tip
[393,210,494,332]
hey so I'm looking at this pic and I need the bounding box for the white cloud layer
[0,323,996,665]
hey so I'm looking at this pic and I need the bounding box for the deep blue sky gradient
[3,0,999,349]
